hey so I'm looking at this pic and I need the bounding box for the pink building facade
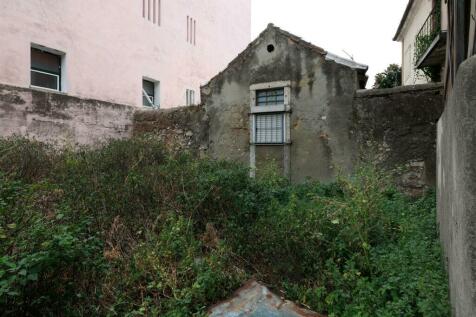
[0,0,251,108]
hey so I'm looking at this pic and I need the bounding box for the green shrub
[0,176,106,315]
[0,137,450,316]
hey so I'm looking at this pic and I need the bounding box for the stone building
[0,0,250,108]
[201,24,368,183]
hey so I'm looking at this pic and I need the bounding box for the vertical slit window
[194,20,196,45]
[148,0,151,20]
[142,0,146,18]
[158,0,161,25]
[153,0,156,24]
[190,18,193,43]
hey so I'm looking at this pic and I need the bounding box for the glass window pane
[256,88,285,106]
[31,70,59,90]
[143,80,155,96]
[31,48,61,74]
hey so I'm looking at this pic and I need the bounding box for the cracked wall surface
[437,56,476,317]
[0,84,134,146]
[354,83,444,195]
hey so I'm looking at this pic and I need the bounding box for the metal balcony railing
[414,6,442,64]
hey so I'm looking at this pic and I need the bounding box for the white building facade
[394,0,448,85]
[0,0,251,108]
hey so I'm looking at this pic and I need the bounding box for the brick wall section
[133,105,209,155]
[353,83,444,195]
[0,84,134,146]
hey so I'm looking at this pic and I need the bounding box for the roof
[208,280,326,317]
[202,24,368,89]
[325,52,368,71]
[393,0,415,41]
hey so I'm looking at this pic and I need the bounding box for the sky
[251,0,409,87]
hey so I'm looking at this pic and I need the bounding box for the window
[142,79,156,107]
[31,47,62,91]
[256,88,285,106]
[143,0,161,25]
[255,113,284,144]
[249,83,291,146]
[186,89,195,105]
[187,16,196,45]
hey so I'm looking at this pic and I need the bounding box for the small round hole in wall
[267,44,275,52]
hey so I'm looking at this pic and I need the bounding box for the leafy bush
[0,137,450,316]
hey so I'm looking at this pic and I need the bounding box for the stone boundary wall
[353,83,444,195]
[133,105,209,156]
[0,83,445,197]
[0,84,134,146]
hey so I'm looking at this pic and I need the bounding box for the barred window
[255,113,284,144]
[256,88,284,106]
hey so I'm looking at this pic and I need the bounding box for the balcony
[414,6,447,69]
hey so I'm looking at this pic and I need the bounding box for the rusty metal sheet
[208,280,325,317]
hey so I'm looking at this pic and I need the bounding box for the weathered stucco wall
[133,105,208,155]
[354,83,444,195]
[202,25,365,183]
[0,84,133,145]
[437,56,476,317]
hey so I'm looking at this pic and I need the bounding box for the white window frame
[30,70,60,92]
[249,81,291,145]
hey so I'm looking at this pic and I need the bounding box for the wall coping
[356,83,444,98]
[0,83,135,111]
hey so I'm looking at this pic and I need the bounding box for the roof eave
[393,0,415,41]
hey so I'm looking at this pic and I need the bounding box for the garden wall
[0,84,134,146]
[354,83,444,196]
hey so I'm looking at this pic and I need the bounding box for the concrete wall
[202,26,365,183]
[437,56,476,317]
[0,0,251,108]
[0,84,133,145]
[354,83,444,195]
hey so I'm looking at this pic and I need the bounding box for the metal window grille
[31,48,61,91]
[256,88,284,106]
[255,113,284,144]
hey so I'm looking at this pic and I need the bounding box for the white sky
[251,0,409,87]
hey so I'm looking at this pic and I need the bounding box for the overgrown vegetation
[373,64,402,89]
[0,137,450,316]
